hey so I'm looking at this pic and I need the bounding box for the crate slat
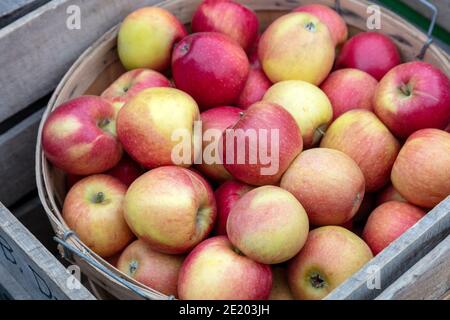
[0,109,44,206]
[325,197,450,300]
[0,202,95,300]
[0,0,163,125]
[0,0,49,27]
[376,235,450,300]
[0,264,32,300]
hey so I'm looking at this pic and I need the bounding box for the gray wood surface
[0,0,50,27]
[0,201,95,300]
[376,235,450,300]
[0,109,44,207]
[326,197,450,300]
[0,264,32,300]
[0,0,160,124]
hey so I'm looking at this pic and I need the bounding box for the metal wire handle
[54,233,175,300]
[415,0,437,60]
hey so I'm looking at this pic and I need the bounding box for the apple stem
[129,260,138,276]
[399,83,412,97]
[98,118,111,129]
[92,192,105,204]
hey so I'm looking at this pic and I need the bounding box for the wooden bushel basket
[36,0,450,300]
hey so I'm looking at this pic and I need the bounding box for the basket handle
[415,0,437,60]
[53,234,175,300]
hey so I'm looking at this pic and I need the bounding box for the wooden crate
[0,202,95,300]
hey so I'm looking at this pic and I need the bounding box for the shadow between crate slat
[325,196,450,300]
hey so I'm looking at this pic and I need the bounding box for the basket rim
[35,0,450,300]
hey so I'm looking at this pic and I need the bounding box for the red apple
[172,32,250,110]
[227,186,309,264]
[269,267,294,300]
[259,12,334,85]
[391,129,450,208]
[106,154,144,187]
[101,69,171,110]
[124,166,216,254]
[214,180,254,236]
[288,226,373,300]
[320,110,400,192]
[320,68,378,120]
[222,101,303,186]
[236,68,272,109]
[247,34,261,68]
[363,201,426,255]
[63,175,134,258]
[178,236,272,300]
[117,87,200,169]
[293,4,348,45]
[191,0,259,52]
[196,106,243,182]
[336,32,401,80]
[118,7,187,71]
[117,239,184,297]
[281,148,365,226]
[374,62,450,139]
[42,96,122,175]
[376,184,407,206]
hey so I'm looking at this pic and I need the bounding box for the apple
[172,32,250,110]
[42,96,122,175]
[117,239,184,297]
[62,175,134,258]
[391,129,450,208]
[118,7,187,71]
[373,62,450,139]
[288,226,373,300]
[106,154,144,187]
[117,87,200,169]
[222,101,303,186]
[227,186,309,264]
[101,69,171,110]
[281,148,365,226]
[259,12,334,85]
[336,32,401,80]
[196,106,243,182]
[214,180,254,236]
[320,68,378,120]
[320,110,400,192]
[263,80,333,148]
[293,4,348,45]
[247,34,261,68]
[123,166,216,254]
[191,0,259,52]
[269,267,294,300]
[446,123,450,133]
[376,184,406,206]
[178,236,272,300]
[236,68,272,109]
[363,201,426,255]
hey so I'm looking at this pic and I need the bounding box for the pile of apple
[41,0,450,300]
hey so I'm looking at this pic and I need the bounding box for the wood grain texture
[376,235,450,300]
[0,202,95,300]
[0,109,44,207]
[0,0,161,124]
[0,0,49,27]
[325,197,450,300]
[0,264,32,300]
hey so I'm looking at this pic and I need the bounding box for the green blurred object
[377,0,450,45]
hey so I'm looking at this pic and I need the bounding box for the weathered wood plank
[325,197,450,300]
[0,0,50,27]
[0,202,95,300]
[0,264,32,300]
[0,0,161,124]
[376,235,450,300]
[0,109,44,207]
